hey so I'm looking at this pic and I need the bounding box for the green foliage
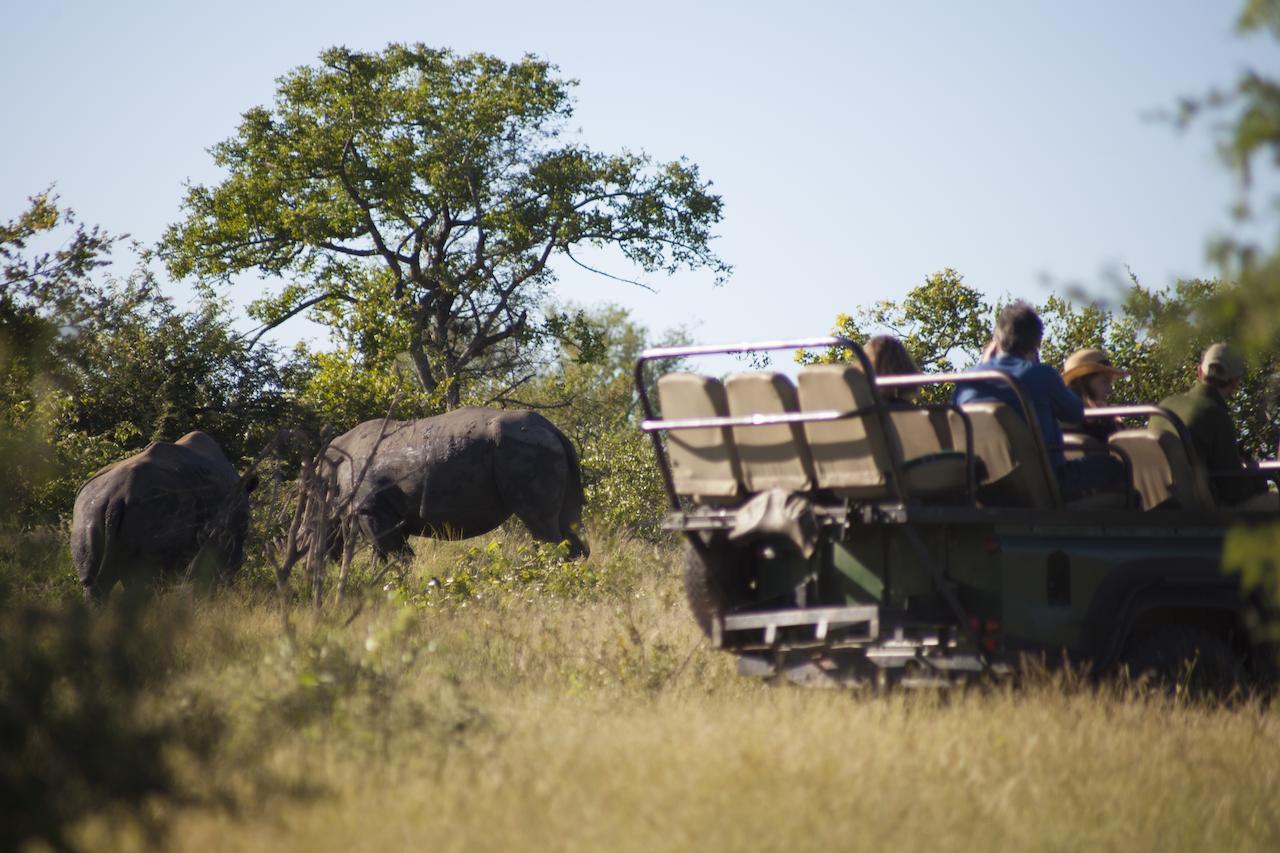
[0,597,223,852]
[162,43,729,408]
[1,193,299,524]
[797,268,992,404]
[402,539,606,605]
[797,269,992,375]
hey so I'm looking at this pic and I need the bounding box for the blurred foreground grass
[6,527,1280,852]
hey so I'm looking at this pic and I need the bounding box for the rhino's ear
[243,472,260,494]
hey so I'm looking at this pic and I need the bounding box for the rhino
[71,431,257,601]
[318,407,588,560]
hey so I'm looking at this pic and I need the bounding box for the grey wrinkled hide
[321,407,588,559]
[70,431,253,601]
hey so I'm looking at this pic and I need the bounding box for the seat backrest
[890,408,948,460]
[656,373,744,503]
[795,364,898,498]
[949,402,1058,508]
[724,371,815,492]
[1108,428,1213,511]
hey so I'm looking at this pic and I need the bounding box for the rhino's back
[71,437,242,588]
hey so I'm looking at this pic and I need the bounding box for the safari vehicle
[635,337,1279,688]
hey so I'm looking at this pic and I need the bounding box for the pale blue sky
[3,1,1274,352]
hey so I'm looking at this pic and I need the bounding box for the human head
[1197,342,1246,397]
[863,335,919,402]
[993,301,1043,358]
[864,335,919,377]
[1062,348,1127,406]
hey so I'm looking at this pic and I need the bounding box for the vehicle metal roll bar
[1081,404,1200,463]
[634,337,908,509]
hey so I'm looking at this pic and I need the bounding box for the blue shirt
[953,353,1084,468]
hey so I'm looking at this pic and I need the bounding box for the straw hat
[1061,348,1127,385]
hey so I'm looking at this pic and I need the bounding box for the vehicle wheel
[683,539,732,638]
[1120,626,1245,696]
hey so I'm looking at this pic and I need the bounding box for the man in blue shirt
[955,302,1123,501]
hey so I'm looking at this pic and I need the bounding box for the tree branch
[563,248,656,292]
[238,290,356,349]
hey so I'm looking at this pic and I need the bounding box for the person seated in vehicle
[954,302,1126,501]
[864,335,919,403]
[1157,343,1273,508]
[1060,348,1127,443]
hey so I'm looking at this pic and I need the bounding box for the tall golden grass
[44,528,1280,852]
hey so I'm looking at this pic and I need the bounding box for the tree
[1,192,125,522]
[797,269,992,371]
[796,268,993,402]
[1,193,296,523]
[162,44,729,409]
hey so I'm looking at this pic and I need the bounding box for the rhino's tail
[553,427,590,559]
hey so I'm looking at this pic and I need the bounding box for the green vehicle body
[636,337,1276,687]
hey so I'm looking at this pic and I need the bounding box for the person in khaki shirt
[1158,343,1270,507]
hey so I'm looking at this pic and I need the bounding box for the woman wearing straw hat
[1061,348,1127,443]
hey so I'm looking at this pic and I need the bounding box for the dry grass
[48,528,1280,852]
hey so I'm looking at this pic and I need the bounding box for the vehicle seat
[724,372,815,492]
[797,365,967,500]
[656,373,744,504]
[951,403,1128,510]
[1108,428,1214,511]
[950,402,1058,508]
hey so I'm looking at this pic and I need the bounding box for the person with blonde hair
[1060,348,1127,442]
[863,335,919,402]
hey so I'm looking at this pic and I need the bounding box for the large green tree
[162,44,729,409]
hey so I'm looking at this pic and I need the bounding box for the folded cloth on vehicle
[727,488,819,558]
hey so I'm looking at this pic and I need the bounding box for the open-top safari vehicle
[635,337,1279,688]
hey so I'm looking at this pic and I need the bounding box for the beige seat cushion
[656,373,744,503]
[950,402,1058,508]
[1109,428,1213,511]
[891,408,946,458]
[724,372,815,492]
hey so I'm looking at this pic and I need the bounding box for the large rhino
[71,431,257,601]
[319,407,588,560]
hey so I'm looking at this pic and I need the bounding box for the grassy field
[9,527,1280,853]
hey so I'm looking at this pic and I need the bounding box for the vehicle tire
[683,538,731,638]
[1120,625,1245,696]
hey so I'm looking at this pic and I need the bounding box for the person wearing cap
[1061,348,1128,443]
[1157,343,1269,507]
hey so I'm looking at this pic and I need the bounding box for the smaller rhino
[71,431,257,601]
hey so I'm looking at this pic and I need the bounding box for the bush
[0,596,224,851]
